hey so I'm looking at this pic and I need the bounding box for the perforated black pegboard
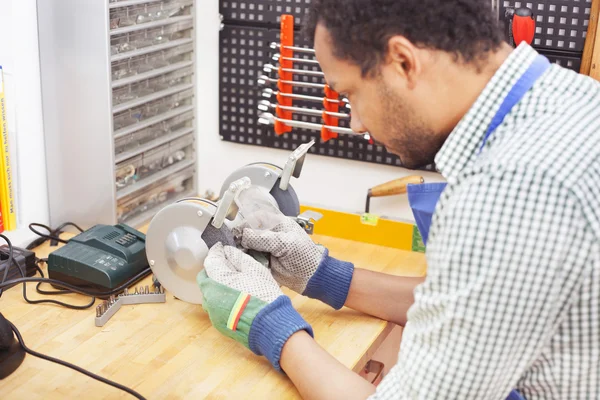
[220,0,311,26]
[272,0,312,26]
[501,0,592,52]
[540,49,582,70]
[220,0,275,24]
[220,25,269,147]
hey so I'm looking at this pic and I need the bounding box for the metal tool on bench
[360,176,426,226]
[95,284,166,327]
[144,141,322,304]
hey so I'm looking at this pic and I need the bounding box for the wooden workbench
[0,228,426,399]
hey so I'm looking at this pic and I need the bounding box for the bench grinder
[145,141,321,304]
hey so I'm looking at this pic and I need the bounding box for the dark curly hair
[304,0,505,76]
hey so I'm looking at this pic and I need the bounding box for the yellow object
[0,66,15,230]
[360,213,379,226]
[300,205,415,251]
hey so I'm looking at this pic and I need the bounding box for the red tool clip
[274,14,295,135]
[321,85,339,141]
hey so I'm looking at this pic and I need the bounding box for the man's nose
[350,110,367,134]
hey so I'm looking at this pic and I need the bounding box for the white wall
[0,0,49,247]
[195,0,444,222]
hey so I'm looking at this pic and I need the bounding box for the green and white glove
[237,216,355,310]
[197,242,313,371]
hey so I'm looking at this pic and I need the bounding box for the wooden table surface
[0,227,426,399]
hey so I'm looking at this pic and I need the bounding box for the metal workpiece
[257,75,326,90]
[295,210,324,235]
[95,285,167,327]
[261,89,351,110]
[212,177,252,229]
[270,42,315,54]
[279,140,315,191]
[263,63,325,77]
[272,53,320,65]
[258,100,349,119]
[258,112,357,135]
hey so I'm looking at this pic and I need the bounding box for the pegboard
[272,0,312,26]
[219,0,275,24]
[220,0,311,26]
[500,0,592,52]
[540,49,583,70]
[219,24,438,169]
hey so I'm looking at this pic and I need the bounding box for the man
[197,0,600,398]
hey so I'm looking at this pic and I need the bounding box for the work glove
[197,242,313,371]
[237,214,355,310]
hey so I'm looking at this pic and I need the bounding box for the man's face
[313,24,444,169]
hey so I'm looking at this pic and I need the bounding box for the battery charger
[47,224,149,295]
[0,246,37,290]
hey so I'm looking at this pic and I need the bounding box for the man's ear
[386,36,420,89]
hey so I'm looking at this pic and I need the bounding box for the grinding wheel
[269,178,300,218]
[145,199,235,304]
[219,164,301,218]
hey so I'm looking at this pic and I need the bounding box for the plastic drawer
[109,0,192,31]
[115,133,194,190]
[112,88,194,131]
[112,65,193,105]
[110,15,193,57]
[111,42,194,81]
[114,110,193,155]
[117,165,195,223]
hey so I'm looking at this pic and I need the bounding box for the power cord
[1,267,152,307]
[26,222,84,250]
[7,320,146,399]
[24,260,96,310]
[0,233,147,399]
[0,233,14,297]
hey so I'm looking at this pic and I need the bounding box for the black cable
[26,222,84,250]
[0,268,151,298]
[0,234,14,298]
[25,263,96,310]
[8,320,146,399]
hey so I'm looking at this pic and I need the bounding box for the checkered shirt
[369,43,600,399]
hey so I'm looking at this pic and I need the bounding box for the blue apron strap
[479,54,550,154]
[506,389,526,400]
[406,183,447,246]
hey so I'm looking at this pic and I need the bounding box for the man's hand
[237,216,355,310]
[197,243,313,371]
[239,216,324,293]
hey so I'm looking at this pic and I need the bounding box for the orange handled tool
[365,176,424,213]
